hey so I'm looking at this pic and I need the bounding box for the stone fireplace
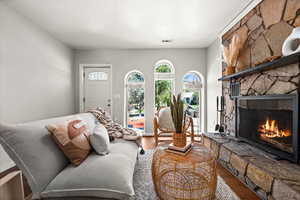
[236,94,299,163]
[210,0,300,199]
[222,63,300,137]
[221,0,300,138]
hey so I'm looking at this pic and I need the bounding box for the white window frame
[182,71,205,133]
[123,70,145,133]
[153,60,175,112]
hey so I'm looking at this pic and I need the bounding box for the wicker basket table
[152,144,217,200]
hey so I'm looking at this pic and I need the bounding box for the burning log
[260,134,293,153]
[258,118,292,153]
[258,119,291,138]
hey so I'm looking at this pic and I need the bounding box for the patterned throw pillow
[46,120,91,166]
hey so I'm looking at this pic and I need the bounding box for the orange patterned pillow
[46,120,91,166]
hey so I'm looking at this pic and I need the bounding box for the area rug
[131,150,240,200]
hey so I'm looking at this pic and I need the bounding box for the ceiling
[4,0,254,49]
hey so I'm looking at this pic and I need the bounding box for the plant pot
[225,66,235,75]
[173,132,187,147]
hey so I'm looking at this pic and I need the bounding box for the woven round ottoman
[152,144,217,200]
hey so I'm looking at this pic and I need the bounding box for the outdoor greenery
[127,72,145,115]
[155,80,172,109]
[154,64,173,109]
[128,87,144,115]
[155,64,172,73]
[128,72,144,82]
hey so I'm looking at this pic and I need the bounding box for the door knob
[107,104,111,107]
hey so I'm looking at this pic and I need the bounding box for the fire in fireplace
[259,118,291,138]
[258,118,292,153]
[236,94,299,163]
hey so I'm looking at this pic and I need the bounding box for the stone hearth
[203,133,300,200]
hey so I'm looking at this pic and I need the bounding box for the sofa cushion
[0,113,97,198]
[47,120,92,166]
[41,139,138,200]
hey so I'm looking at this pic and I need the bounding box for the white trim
[78,64,113,115]
[219,0,263,37]
[123,70,145,133]
[182,71,206,133]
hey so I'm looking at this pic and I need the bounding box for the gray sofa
[0,113,139,200]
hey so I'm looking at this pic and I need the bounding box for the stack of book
[166,142,192,156]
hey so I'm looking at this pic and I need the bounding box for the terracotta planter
[173,132,187,147]
[225,66,235,75]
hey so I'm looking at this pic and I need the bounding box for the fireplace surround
[236,94,299,163]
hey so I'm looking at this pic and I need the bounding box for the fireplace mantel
[218,52,300,81]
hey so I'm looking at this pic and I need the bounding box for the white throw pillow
[90,124,110,155]
[158,107,175,131]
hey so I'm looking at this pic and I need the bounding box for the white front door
[83,66,112,114]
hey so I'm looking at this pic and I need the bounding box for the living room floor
[141,136,260,200]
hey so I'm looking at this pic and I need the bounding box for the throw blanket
[88,108,140,142]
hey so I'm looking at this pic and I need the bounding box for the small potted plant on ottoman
[170,93,187,147]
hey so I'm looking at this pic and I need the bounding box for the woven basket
[173,132,187,147]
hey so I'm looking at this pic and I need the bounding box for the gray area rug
[132,150,240,200]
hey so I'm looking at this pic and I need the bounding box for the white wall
[0,3,75,172]
[74,49,206,133]
[206,38,222,132]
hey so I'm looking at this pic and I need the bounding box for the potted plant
[170,93,187,147]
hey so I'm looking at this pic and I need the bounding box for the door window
[88,72,108,81]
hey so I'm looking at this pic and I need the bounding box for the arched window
[182,71,203,134]
[124,71,145,133]
[154,60,175,111]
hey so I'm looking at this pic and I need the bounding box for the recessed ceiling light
[162,39,173,43]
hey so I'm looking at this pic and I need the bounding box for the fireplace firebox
[236,94,299,163]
